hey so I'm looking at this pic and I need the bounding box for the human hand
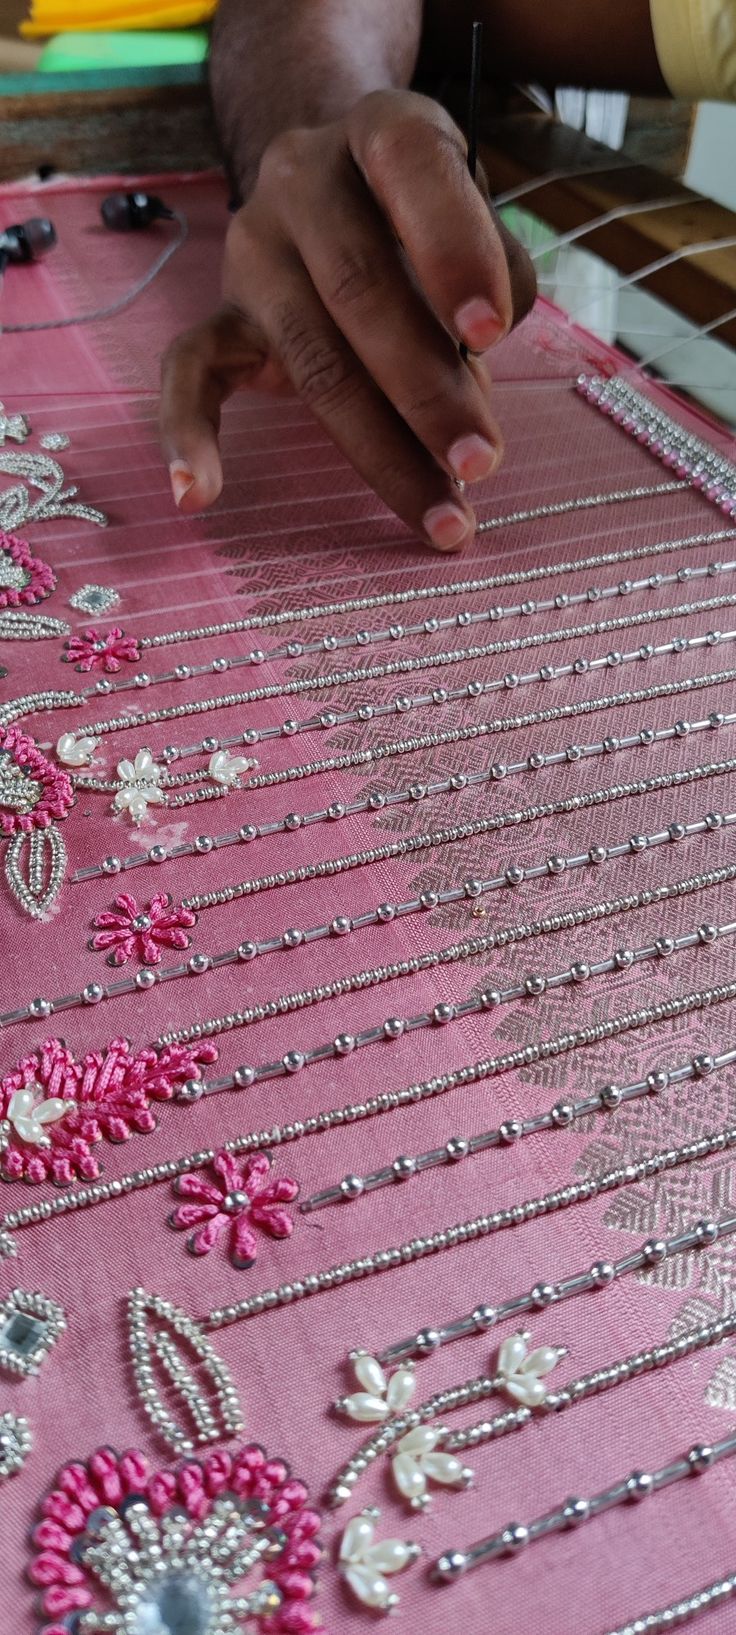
[160,89,536,552]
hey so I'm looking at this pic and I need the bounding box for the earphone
[0,192,187,333]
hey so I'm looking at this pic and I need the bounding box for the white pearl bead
[392,1452,427,1501]
[352,1353,386,1395]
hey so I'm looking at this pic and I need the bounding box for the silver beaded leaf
[127,1287,244,1455]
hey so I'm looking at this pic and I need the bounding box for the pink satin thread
[90,891,196,966]
[0,531,56,608]
[62,625,142,673]
[169,1147,299,1266]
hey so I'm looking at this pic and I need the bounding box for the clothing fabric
[651,0,736,99]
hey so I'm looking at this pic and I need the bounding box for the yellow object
[650,0,736,100]
[21,0,216,35]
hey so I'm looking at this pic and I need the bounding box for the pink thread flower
[30,1442,324,1635]
[0,725,73,837]
[62,625,141,673]
[90,891,197,966]
[170,1149,299,1267]
[0,1036,218,1185]
[0,530,56,608]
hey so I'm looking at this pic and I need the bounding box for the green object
[37,29,209,72]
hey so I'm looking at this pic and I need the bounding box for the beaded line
[188,663,736,791]
[68,596,736,747]
[158,857,736,1050]
[2,978,734,1260]
[76,556,736,695]
[577,374,736,514]
[328,1305,736,1510]
[181,912,736,1101]
[204,1129,736,1332]
[603,1566,736,1634]
[128,706,736,865]
[433,1423,736,1581]
[73,737,736,891]
[302,1041,736,1214]
[136,526,736,646]
[27,773,732,1021]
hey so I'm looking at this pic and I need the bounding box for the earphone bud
[1,194,186,332]
[100,192,176,232]
[0,217,57,272]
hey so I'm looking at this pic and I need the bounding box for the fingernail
[455,297,505,351]
[423,502,472,551]
[169,460,195,508]
[448,433,498,483]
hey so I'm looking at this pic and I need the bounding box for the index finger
[348,91,525,353]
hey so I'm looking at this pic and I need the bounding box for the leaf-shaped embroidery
[127,1287,244,1455]
[4,825,67,918]
[0,612,69,640]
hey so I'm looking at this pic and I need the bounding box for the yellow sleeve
[650,0,736,99]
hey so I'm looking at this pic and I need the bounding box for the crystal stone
[131,1571,213,1635]
[0,1308,47,1358]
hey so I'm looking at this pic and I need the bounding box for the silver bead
[377,903,396,922]
[687,1443,715,1473]
[148,845,167,863]
[668,822,686,841]
[692,1054,715,1076]
[435,1550,468,1581]
[383,1017,405,1039]
[551,1102,574,1128]
[591,1261,616,1287]
[642,1238,667,1264]
[234,1065,255,1088]
[135,969,157,991]
[433,1003,455,1026]
[419,891,439,910]
[415,1327,441,1354]
[698,922,718,943]
[589,845,607,864]
[562,1496,590,1527]
[646,1070,669,1094]
[547,855,566,875]
[570,961,590,982]
[239,824,257,842]
[188,954,210,975]
[694,1219,718,1245]
[613,949,634,969]
[480,989,501,1008]
[331,916,352,936]
[502,1522,529,1552]
[393,1156,417,1180]
[525,975,546,996]
[531,1282,555,1308]
[283,1051,306,1074]
[340,1175,365,1200]
[178,1079,204,1103]
[283,928,304,949]
[463,878,484,898]
[102,855,122,874]
[505,865,524,886]
[82,983,105,1005]
[194,835,214,854]
[600,1085,622,1109]
[284,813,302,831]
[629,833,648,852]
[654,936,675,957]
[499,1120,522,1144]
[626,1471,654,1501]
[445,1137,469,1161]
[472,1304,497,1330]
[237,941,257,961]
[29,997,53,1019]
[334,1033,356,1056]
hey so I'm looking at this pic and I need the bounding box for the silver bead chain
[433,1422,736,1581]
[185,909,736,1102]
[209,663,736,791]
[205,1124,736,1332]
[77,555,736,697]
[578,375,736,510]
[66,595,736,749]
[147,706,736,866]
[2,976,734,1262]
[157,854,736,1051]
[604,1566,736,1635]
[328,1303,736,1509]
[71,659,736,881]
[302,1038,736,1214]
[139,526,735,648]
[45,766,736,1015]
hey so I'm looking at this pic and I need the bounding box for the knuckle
[363,100,464,185]
[274,304,360,413]
[325,246,384,313]
[258,125,313,190]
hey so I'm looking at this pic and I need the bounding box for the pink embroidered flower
[30,1442,324,1635]
[90,891,197,966]
[0,530,56,608]
[0,725,73,837]
[0,1036,218,1185]
[62,625,141,673]
[170,1149,299,1267]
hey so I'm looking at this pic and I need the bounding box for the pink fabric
[1,169,736,1635]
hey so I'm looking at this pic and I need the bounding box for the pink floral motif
[30,1442,324,1634]
[0,531,56,608]
[62,625,141,673]
[90,891,197,967]
[170,1149,299,1267]
[0,725,73,838]
[0,1036,218,1186]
